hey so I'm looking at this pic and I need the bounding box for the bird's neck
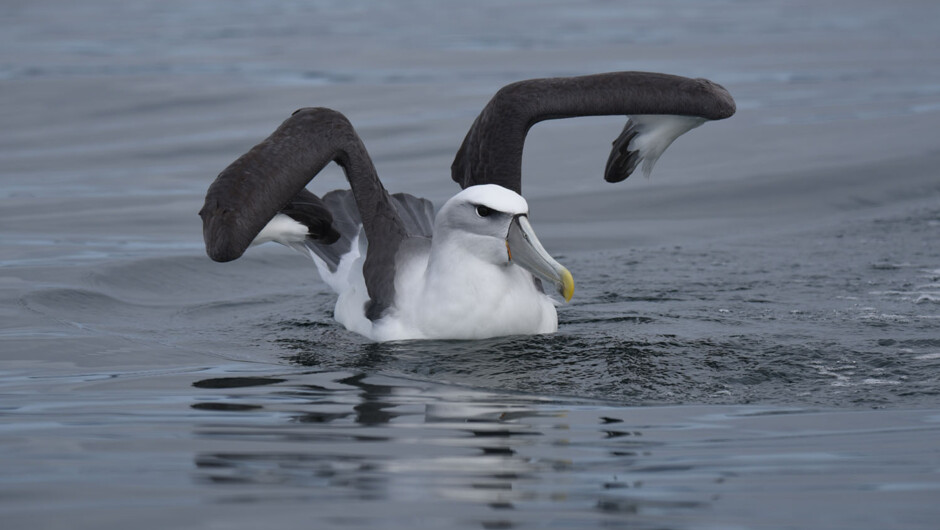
[424,235,508,291]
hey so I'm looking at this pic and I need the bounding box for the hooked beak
[506,215,574,302]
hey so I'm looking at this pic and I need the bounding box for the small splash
[861,378,901,386]
[870,262,912,270]
[915,294,940,304]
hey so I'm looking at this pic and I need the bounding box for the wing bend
[199,107,407,319]
[451,71,736,193]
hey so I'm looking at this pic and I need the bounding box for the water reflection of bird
[199,72,735,341]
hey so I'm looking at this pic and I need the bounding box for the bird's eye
[475,205,494,218]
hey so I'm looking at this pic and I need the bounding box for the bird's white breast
[373,239,557,341]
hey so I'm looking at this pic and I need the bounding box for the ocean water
[2,0,940,528]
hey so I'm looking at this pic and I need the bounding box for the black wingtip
[604,121,641,183]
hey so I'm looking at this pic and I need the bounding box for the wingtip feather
[604,114,707,183]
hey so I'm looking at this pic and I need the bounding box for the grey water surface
[2,1,940,528]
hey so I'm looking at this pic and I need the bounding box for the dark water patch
[277,318,334,329]
[589,291,685,303]
[192,376,286,389]
[292,410,355,424]
[24,287,150,315]
[191,402,263,412]
[565,313,657,325]
[897,338,940,349]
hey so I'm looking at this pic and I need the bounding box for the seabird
[199,71,735,341]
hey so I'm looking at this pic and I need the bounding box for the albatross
[199,71,735,341]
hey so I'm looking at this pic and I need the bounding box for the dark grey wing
[390,192,436,239]
[451,71,736,193]
[308,189,435,273]
[199,107,407,320]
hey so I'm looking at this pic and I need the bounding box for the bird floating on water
[200,71,735,341]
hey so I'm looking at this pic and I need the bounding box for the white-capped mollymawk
[199,71,735,341]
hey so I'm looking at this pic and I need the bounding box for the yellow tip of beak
[560,267,575,302]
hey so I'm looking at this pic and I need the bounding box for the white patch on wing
[251,213,308,247]
[626,114,707,177]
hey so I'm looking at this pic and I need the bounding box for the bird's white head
[435,184,528,262]
[433,184,574,301]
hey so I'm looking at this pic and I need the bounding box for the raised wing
[451,71,736,193]
[199,107,407,320]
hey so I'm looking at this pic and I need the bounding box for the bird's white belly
[373,259,557,341]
